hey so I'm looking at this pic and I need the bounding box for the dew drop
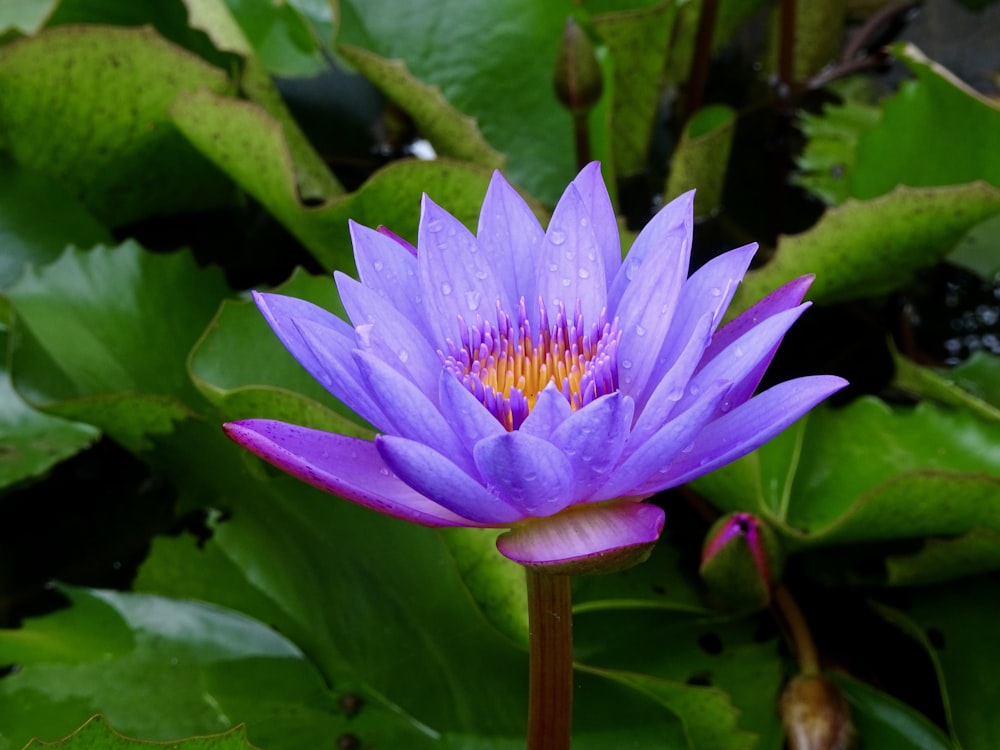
[446,224,457,237]
[549,263,559,272]
[580,216,589,227]
[427,219,443,233]
[667,387,683,402]
[689,384,701,396]
[721,400,732,412]
[681,443,695,454]
[378,467,391,476]
[465,290,482,311]
[550,230,567,245]
[373,260,384,272]
[398,349,410,363]
[734,345,745,358]
[625,262,637,280]
[440,282,453,296]
[523,471,537,481]
[635,325,646,336]
[475,269,489,280]
[561,277,572,287]
[578,268,590,279]
[621,359,633,369]
[710,287,722,297]
[565,250,576,261]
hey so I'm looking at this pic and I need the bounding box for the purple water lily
[224,163,846,571]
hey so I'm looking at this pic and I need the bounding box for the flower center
[441,298,621,430]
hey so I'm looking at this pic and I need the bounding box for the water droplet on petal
[625,262,636,280]
[427,219,443,233]
[373,260,384,271]
[621,359,633,369]
[635,325,646,336]
[578,268,590,279]
[734,345,745,357]
[550,230,566,245]
[565,250,576,261]
[379,467,391,476]
[465,290,482,311]
[689,384,701,396]
[580,216,589,227]
[681,443,695,454]
[441,282,452,296]
[549,263,559,272]
[721,400,732,412]
[710,287,722,297]
[398,349,409,363]
[475,269,489,280]
[562,278,572,287]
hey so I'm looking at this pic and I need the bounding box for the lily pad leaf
[893,348,1000,422]
[692,397,1000,553]
[731,182,1000,314]
[0,25,237,226]
[22,716,253,750]
[5,242,231,451]
[337,44,505,170]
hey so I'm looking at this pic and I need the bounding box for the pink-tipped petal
[377,434,524,525]
[376,225,418,256]
[536,182,608,326]
[496,501,665,572]
[473,431,576,517]
[223,420,474,527]
[644,375,849,492]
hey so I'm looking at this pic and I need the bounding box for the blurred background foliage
[0,0,998,747]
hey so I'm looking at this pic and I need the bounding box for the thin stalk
[685,0,719,120]
[777,0,797,106]
[772,584,820,675]
[526,568,574,750]
[572,113,592,172]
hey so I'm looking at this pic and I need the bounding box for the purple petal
[417,195,514,345]
[376,225,417,256]
[594,380,731,501]
[571,162,621,282]
[223,420,475,527]
[674,304,809,419]
[496,501,665,567]
[477,170,545,320]
[254,293,387,427]
[518,383,573,439]
[350,221,422,324]
[353,351,478,476]
[704,275,814,363]
[642,375,849,492]
[549,392,634,503]
[607,190,693,314]
[377,435,524,524]
[473,430,575,517]
[536,182,608,327]
[437,369,506,447]
[334,271,440,394]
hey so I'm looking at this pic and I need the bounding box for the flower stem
[772,584,819,675]
[526,568,574,750]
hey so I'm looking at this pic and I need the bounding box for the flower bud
[699,512,781,612]
[779,674,856,750]
[553,17,603,115]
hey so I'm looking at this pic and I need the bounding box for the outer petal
[536,182,608,327]
[474,431,576,517]
[608,190,693,314]
[594,380,731,501]
[223,420,474,527]
[641,375,849,492]
[571,162,621,283]
[496,502,665,571]
[477,170,545,319]
[549,392,634,503]
[377,435,524,525]
[518,383,573,439]
[417,195,514,345]
[335,271,441,394]
[353,351,477,476]
[350,220,423,325]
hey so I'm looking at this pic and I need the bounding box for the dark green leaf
[23,716,253,750]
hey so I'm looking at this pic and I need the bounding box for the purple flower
[224,164,846,572]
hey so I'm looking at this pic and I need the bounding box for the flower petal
[608,190,693,314]
[335,271,440,393]
[571,162,621,282]
[477,170,545,318]
[350,220,423,325]
[438,368,506,446]
[417,195,513,345]
[642,375,849,492]
[594,380,731,501]
[496,502,665,571]
[223,420,474,527]
[254,293,387,426]
[549,392,634,502]
[473,430,576,517]
[353,350,478,476]
[377,435,524,524]
[536,181,608,326]
[518,382,574,439]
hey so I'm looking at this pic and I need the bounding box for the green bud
[553,17,603,115]
[699,512,782,612]
[779,674,856,750]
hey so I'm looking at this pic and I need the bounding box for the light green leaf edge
[23,715,255,750]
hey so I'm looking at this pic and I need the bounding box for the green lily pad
[23,716,253,750]
[691,397,1000,553]
[0,25,237,226]
[893,349,1000,423]
[731,182,1000,314]
[5,242,231,451]
[852,43,1000,200]
[665,105,736,218]
[886,528,1000,586]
